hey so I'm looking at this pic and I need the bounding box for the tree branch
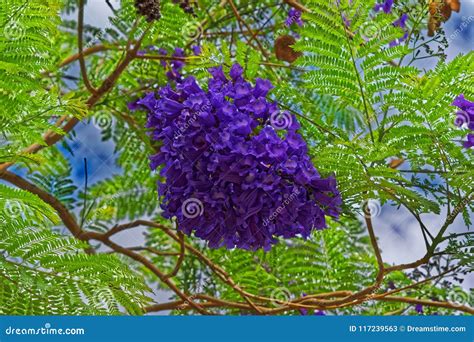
[77,0,97,94]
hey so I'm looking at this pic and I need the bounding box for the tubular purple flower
[452,94,474,148]
[285,8,303,27]
[132,64,342,250]
[374,0,393,14]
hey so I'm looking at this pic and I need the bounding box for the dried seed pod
[428,0,461,36]
[172,0,196,16]
[388,158,404,169]
[134,0,161,22]
[274,35,302,63]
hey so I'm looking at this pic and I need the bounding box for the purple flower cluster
[133,64,341,250]
[285,8,303,27]
[452,94,474,148]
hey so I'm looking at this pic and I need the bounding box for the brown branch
[376,296,474,315]
[145,297,258,313]
[82,231,212,315]
[283,0,310,13]
[385,192,473,273]
[165,231,186,279]
[77,0,97,94]
[122,246,180,257]
[0,170,96,254]
[374,266,460,300]
[0,171,81,238]
[227,0,269,58]
[103,220,145,238]
[0,174,210,315]
[365,215,384,273]
[101,219,266,313]
[0,26,151,175]
[59,44,110,68]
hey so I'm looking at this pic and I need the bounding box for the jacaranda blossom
[389,13,409,47]
[452,94,474,148]
[285,8,303,27]
[131,64,341,250]
[374,0,393,14]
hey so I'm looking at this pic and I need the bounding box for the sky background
[62,0,474,306]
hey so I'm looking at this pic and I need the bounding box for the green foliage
[0,186,152,315]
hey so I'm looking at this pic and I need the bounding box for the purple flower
[464,134,474,149]
[191,45,201,56]
[452,94,474,148]
[393,13,408,28]
[314,310,325,316]
[299,293,308,315]
[374,0,393,13]
[389,14,409,47]
[415,304,423,314]
[285,8,303,27]
[134,64,342,250]
[372,1,409,47]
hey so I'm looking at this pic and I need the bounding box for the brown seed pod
[428,0,461,36]
[388,158,404,169]
[135,0,161,22]
[274,35,302,63]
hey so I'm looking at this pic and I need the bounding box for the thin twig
[78,0,97,93]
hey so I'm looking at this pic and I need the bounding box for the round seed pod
[274,35,302,63]
[134,0,161,22]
